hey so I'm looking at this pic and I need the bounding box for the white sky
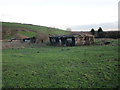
[0,0,119,30]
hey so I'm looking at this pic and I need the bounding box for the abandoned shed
[22,37,36,43]
[75,34,95,45]
[49,35,75,46]
[10,36,36,43]
[49,34,95,46]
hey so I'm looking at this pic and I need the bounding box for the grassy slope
[2,22,69,39]
[2,40,119,88]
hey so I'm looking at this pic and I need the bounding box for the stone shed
[49,34,95,46]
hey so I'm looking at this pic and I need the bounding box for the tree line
[90,27,120,39]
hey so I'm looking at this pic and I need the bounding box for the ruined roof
[49,35,74,38]
[71,31,91,35]
[49,34,94,38]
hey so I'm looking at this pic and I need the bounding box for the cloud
[70,21,118,31]
[0,0,118,30]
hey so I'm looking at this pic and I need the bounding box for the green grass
[2,40,119,88]
[2,22,70,39]
[18,31,37,37]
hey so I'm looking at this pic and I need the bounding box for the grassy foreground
[2,44,119,88]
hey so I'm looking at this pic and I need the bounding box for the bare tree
[35,31,49,44]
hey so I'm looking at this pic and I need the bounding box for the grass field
[2,39,119,88]
[2,22,70,39]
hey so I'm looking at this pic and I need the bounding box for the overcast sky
[0,0,119,30]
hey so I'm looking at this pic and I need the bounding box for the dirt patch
[2,40,28,49]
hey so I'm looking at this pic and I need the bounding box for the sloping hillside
[2,22,70,39]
